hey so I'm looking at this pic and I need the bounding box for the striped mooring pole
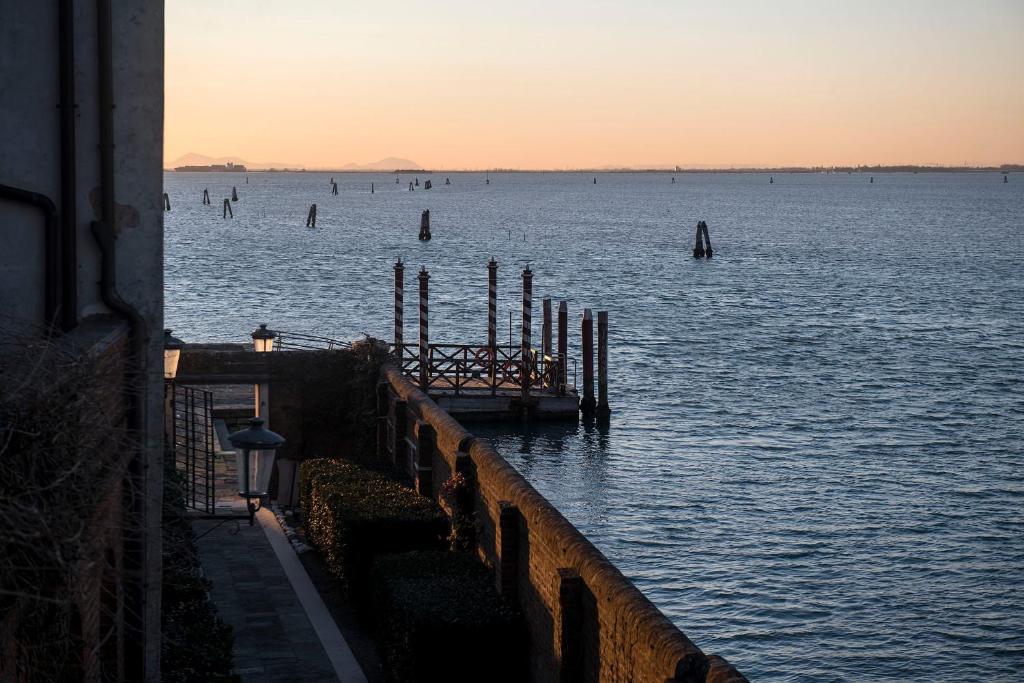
[521,265,533,402]
[488,258,498,384]
[394,258,404,355]
[581,308,596,414]
[557,301,568,395]
[418,266,430,390]
[597,310,610,417]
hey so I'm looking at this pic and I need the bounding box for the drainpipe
[0,185,59,329]
[58,0,78,331]
[90,0,152,677]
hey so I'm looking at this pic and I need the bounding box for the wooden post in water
[223,198,232,218]
[371,182,374,194]
[419,210,431,240]
[557,301,568,395]
[418,266,430,390]
[488,257,498,387]
[597,311,610,417]
[331,181,338,195]
[202,188,210,205]
[701,221,713,258]
[542,298,552,385]
[231,186,238,202]
[693,222,705,258]
[394,258,404,355]
[306,204,317,228]
[521,265,533,403]
[163,193,170,211]
[580,308,595,414]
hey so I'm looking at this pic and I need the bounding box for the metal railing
[391,343,577,396]
[272,330,352,351]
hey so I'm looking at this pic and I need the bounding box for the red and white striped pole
[418,266,430,390]
[394,258,404,355]
[488,257,498,385]
[597,310,610,417]
[581,308,595,413]
[557,301,568,395]
[521,265,532,402]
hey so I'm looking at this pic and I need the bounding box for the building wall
[0,2,165,679]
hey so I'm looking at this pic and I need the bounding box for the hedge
[299,458,448,605]
[372,551,525,683]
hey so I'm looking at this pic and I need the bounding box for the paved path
[193,422,366,683]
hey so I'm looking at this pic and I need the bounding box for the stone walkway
[195,515,341,682]
[192,420,366,683]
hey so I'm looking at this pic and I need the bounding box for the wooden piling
[331,181,338,195]
[581,308,595,413]
[521,265,533,403]
[701,221,713,258]
[202,188,210,205]
[693,222,705,258]
[542,298,552,366]
[418,267,429,390]
[419,209,431,240]
[231,186,238,202]
[394,258,404,353]
[306,203,317,228]
[597,310,610,417]
[488,258,498,387]
[371,182,374,194]
[223,198,232,218]
[557,301,568,395]
[163,192,170,211]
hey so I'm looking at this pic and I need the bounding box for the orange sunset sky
[165,0,1024,170]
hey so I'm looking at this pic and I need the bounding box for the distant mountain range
[166,152,422,171]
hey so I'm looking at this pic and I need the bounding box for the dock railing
[391,343,576,396]
[271,330,351,351]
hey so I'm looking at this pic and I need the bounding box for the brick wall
[381,365,748,683]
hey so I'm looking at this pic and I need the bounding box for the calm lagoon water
[165,171,1024,681]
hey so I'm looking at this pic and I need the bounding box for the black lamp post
[252,323,277,353]
[228,418,285,525]
[164,328,184,381]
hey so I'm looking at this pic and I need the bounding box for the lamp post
[251,323,276,425]
[228,418,285,525]
[163,330,185,465]
[252,323,276,353]
[164,329,184,381]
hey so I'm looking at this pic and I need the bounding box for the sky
[165,0,1024,169]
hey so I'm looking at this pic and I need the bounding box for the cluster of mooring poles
[693,221,712,258]
[419,210,431,240]
[391,258,610,418]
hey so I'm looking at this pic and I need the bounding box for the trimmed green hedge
[373,551,525,683]
[299,458,448,605]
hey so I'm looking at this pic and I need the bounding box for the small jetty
[389,259,609,420]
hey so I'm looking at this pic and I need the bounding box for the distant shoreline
[165,164,1020,174]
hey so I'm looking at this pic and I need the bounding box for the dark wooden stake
[597,310,610,417]
[306,204,317,228]
[223,198,232,218]
[581,308,595,413]
[163,192,170,211]
[557,301,568,395]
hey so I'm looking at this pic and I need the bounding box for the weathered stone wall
[381,365,748,683]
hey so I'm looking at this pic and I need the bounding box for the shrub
[161,469,238,683]
[372,551,525,683]
[299,458,448,606]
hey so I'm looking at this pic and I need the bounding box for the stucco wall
[0,3,165,678]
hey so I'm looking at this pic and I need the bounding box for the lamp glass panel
[164,348,181,380]
[236,448,277,496]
